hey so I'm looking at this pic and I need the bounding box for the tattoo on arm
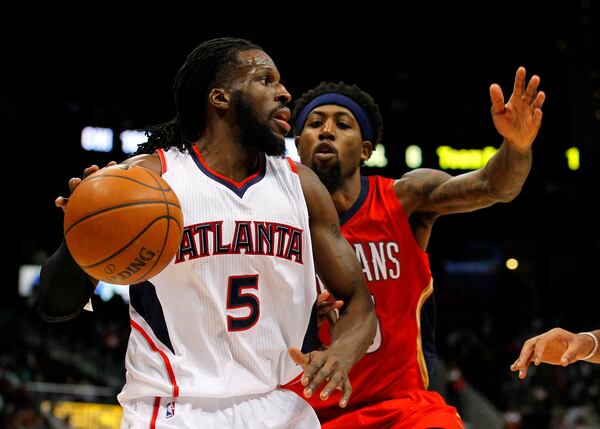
[403,176,432,199]
[405,170,451,199]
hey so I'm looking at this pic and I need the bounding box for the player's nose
[276,83,291,104]
[319,118,335,140]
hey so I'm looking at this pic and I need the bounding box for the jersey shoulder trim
[286,157,298,174]
[156,148,167,174]
[339,176,370,226]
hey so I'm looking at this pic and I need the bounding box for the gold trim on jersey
[416,277,434,388]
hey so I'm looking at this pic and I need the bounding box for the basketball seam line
[65,201,181,235]
[132,167,175,283]
[80,215,181,269]
[82,174,172,191]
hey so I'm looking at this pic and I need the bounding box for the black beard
[313,163,342,193]
[231,92,286,157]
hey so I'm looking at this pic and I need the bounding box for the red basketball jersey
[289,175,435,421]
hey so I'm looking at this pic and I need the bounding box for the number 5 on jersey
[227,275,260,331]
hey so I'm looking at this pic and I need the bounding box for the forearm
[329,289,376,367]
[37,240,97,322]
[482,140,532,201]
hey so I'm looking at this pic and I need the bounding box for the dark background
[2,1,599,426]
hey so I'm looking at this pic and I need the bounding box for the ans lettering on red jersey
[352,241,400,282]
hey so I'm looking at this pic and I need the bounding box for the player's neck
[194,138,261,183]
[331,172,362,216]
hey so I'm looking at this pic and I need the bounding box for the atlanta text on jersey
[175,220,304,264]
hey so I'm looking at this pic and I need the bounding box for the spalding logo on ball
[64,164,184,285]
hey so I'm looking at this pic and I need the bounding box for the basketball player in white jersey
[37,38,376,429]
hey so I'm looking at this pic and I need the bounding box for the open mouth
[313,142,337,161]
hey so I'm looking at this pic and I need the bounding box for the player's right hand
[55,162,117,211]
[288,346,352,408]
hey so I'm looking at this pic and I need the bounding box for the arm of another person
[396,66,546,221]
[37,155,161,322]
[288,163,376,408]
[511,328,600,379]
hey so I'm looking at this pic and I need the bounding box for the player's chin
[262,133,287,157]
[269,122,289,140]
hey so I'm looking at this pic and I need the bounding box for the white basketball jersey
[118,147,317,403]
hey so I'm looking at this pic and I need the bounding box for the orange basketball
[64,164,183,285]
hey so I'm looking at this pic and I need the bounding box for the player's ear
[209,88,231,111]
[361,140,373,161]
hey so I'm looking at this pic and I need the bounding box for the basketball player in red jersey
[288,67,545,428]
[37,38,376,428]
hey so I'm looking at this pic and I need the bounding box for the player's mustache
[313,141,338,157]
[269,103,289,117]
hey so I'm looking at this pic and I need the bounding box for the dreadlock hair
[291,81,383,147]
[135,37,263,155]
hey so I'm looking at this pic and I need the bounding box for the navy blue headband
[294,93,374,141]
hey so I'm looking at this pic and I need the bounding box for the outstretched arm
[397,66,545,218]
[511,328,600,379]
[289,163,376,408]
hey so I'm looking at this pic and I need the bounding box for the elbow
[36,299,50,321]
[36,294,77,323]
[36,306,56,323]
[488,180,523,203]
[36,266,86,323]
[36,301,81,323]
[495,190,521,203]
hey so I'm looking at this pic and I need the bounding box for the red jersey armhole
[156,149,167,174]
[286,157,298,174]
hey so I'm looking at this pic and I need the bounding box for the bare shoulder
[294,161,321,190]
[286,161,329,201]
[122,153,162,176]
[292,161,339,224]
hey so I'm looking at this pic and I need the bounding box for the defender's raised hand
[489,66,545,150]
